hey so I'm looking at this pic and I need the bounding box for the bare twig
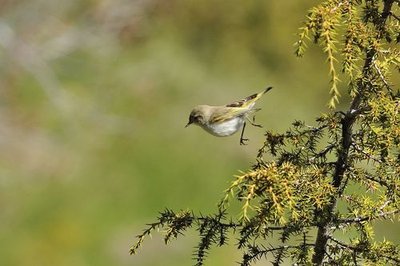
[337,209,400,224]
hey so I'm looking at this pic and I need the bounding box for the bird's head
[185,106,207,127]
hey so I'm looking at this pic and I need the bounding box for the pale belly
[202,117,244,137]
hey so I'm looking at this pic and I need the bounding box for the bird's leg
[249,116,263,128]
[247,110,263,128]
[246,108,263,128]
[240,122,249,145]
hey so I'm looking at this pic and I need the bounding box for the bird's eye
[189,115,197,123]
[189,114,202,124]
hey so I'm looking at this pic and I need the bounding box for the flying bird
[186,87,272,145]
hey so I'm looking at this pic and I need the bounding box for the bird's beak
[185,122,191,128]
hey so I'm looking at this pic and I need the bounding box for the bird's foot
[249,120,263,128]
[250,122,263,128]
[240,137,249,145]
[248,115,263,128]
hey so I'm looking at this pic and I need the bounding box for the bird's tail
[245,86,273,103]
[257,86,273,99]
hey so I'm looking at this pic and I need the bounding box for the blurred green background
[0,1,398,265]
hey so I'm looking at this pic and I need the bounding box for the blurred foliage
[0,0,398,266]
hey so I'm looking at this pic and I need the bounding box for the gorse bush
[130,1,400,265]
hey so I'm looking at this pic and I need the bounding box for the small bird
[186,87,272,145]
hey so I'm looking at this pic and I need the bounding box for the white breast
[202,117,244,137]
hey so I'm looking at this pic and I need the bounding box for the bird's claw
[250,115,263,128]
[240,138,249,145]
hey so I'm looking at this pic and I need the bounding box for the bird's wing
[209,107,249,124]
[225,87,272,109]
[210,87,272,124]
